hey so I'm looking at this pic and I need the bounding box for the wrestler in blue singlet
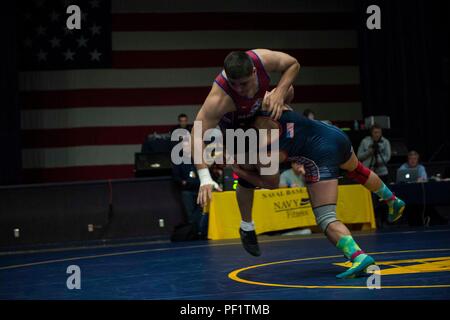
[257,109,353,184]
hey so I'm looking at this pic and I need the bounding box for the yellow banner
[208,185,375,240]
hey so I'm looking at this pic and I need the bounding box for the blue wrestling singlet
[258,110,353,184]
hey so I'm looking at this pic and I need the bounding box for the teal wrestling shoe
[336,254,376,279]
[387,197,405,223]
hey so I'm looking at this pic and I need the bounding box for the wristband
[198,168,215,186]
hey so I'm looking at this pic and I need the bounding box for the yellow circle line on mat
[228,248,450,289]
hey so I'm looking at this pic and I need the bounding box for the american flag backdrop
[19,0,112,70]
[19,0,362,183]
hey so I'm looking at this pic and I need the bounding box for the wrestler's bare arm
[191,84,235,170]
[192,84,235,206]
[255,49,300,80]
[253,49,300,119]
[232,150,286,190]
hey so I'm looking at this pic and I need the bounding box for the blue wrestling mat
[1,226,450,300]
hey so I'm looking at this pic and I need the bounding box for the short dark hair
[408,150,419,158]
[370,123,382,132]
[178,113,188,120]
[224,51,254,79]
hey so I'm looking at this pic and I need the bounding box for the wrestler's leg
[236,184,254,223]
[340,152,381,192]
[307,179,375,278]
[236,175,260,256]
[306,179,348,245]
[340,151,405,223]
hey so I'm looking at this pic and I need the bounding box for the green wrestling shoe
[336,254,376,279]
[387,197,405,223]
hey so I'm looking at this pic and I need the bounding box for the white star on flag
[81,12,89,22]
[90,24,101,35]
[77,36,89,47]
[63,49,75,61]
[37,50,47,61]
[90,0,100,8]
[21,0,110,70]
[49,11,60,22]
[90,49,102,61]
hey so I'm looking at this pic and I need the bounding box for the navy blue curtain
[357,0,449,161]
[0,3,22,185]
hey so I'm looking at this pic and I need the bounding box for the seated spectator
[279,162,306,188]
[398,150,428,182]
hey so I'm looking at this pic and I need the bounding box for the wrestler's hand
[197,182,222,208]
[197,168,223,208]
[262,89,285,120]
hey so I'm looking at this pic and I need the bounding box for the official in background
[172,140,204,238]
[398,150,428,182]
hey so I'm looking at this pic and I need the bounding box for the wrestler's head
[224,51,257,96]
[251,115,281,150]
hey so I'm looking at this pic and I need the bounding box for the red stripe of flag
[22,120,357,149]
[112,12,356,31]
[21,85,360,109]
[22,125,175,148]
[22,165,135,183]
[112,49,358,69]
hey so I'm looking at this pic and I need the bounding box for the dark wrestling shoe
[239,228,261,256]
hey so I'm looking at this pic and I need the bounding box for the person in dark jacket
[172,161,203,230]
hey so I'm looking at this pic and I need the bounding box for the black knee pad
[238,177,256,189]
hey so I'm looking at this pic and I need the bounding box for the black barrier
[0,2,21,186]
[0,177,185,248]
